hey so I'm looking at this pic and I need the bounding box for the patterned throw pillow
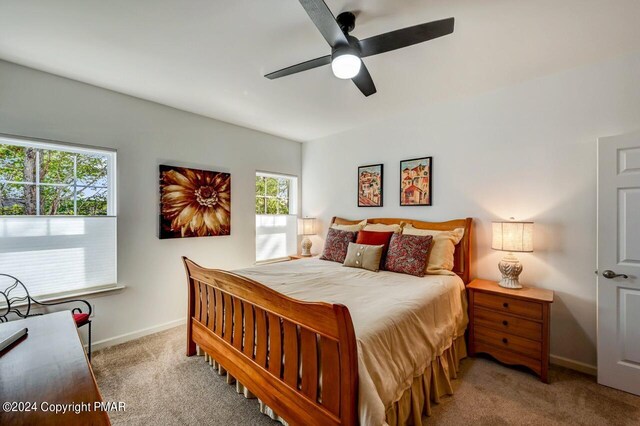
[384,233,434,277]
[320,228,358,263]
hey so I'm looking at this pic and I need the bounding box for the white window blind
[255,172,298,262]
[0,135,117,299]
[0,217,117,298]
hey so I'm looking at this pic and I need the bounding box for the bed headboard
[330,217,473,284]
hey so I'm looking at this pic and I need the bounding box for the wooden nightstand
[468,279,554,383]
[289,255,312,260]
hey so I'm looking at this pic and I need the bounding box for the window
[1,141,113,216]
[255,174,291,215]
[0,135,117,299]
[255,172,298,262]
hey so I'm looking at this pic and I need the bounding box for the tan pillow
[363,223,402,234]
[343,243,384,272]
[331,219,367,232]
[402,225,465,275]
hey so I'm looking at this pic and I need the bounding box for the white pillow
[331,219,367,232]
[363,223,403,234]
[402,225,465,275]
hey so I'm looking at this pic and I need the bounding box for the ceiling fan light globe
[331,54,361,79]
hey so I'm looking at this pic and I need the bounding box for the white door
[597,131,640,395]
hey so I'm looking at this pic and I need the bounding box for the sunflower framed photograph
[358,164,383,207]
[400,157,432,206]
[159,165,231,239]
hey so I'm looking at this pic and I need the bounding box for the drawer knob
[503,302,509,308]
[502,337,508,344]
[502,320,508,326]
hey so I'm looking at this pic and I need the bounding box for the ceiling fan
[265,0,455,97]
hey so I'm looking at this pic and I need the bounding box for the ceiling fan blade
[358,17,454,58]
[299,0,349,48]
[351,63,377,96]
[265,55,332,79]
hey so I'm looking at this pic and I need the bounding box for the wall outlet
[91,304,96,318]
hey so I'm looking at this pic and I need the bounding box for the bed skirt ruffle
[196,335,466,426]
[385,336,466,425]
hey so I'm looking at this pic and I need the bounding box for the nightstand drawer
[474,325,541,360]
[474,292,542,320]
[474,342,542,376]
[474,307,542,341]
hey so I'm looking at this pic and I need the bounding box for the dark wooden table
[0,311,110,425]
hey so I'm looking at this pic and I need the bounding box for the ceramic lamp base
[301,236,312,257]
[498,252,523,289]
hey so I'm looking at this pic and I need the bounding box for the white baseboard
[550,354,597,376]
[91,318,186,351]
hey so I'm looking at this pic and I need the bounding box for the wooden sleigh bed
[183,217,472,426]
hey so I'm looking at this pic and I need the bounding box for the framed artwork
[400,157,432,206]
[159,165,231,239]
[358,164,384,207]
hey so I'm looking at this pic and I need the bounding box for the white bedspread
[234,258,468,426]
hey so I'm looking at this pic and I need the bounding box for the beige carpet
[93,326,640,425]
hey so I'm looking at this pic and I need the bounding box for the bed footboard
[182,257,358,426]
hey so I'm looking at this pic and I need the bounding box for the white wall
[302,52,640,369]
[0,60,301,347]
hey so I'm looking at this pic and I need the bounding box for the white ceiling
[1,0,639,142]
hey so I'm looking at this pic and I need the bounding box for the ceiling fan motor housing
[336,11,356,34]
[332,35,361,59]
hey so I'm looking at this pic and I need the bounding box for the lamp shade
[298,217,316,236]
[492,221,533,252]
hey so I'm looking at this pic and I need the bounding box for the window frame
[0,134,117,217]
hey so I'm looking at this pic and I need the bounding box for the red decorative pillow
[320,228,358,263]
[384,234,434,277]
[356,230,394,269]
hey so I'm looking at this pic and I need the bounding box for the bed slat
[268,313,283,378]
[255,307,268,368]
[243,302,255,358]
[283,320,299,388]
[301,328,319,401]
[233,297,243,351]
[194,281,202,323]
[223,293,233,344]
[215,288,223,335]
[321,336,341,415]
[207,286,215,331]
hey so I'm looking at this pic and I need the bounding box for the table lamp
[492,220,534,289]
[299,217,316,257]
